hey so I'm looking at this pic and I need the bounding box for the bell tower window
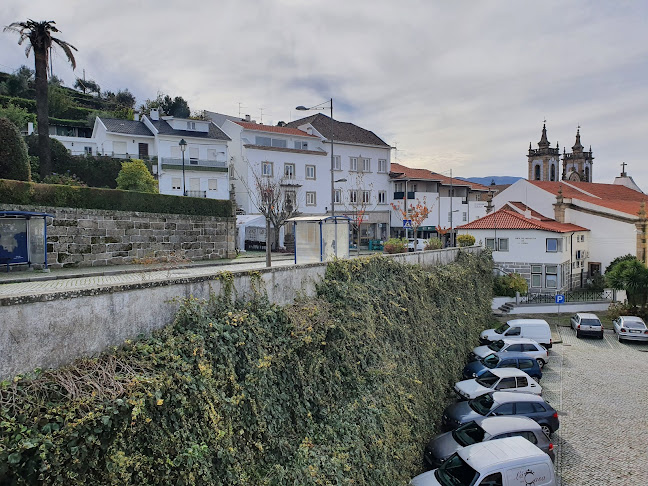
[534,165,541,180]
[550,164,556,181]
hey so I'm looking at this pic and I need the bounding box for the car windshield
[469,393,495,416]
[481,354,500,369]
[624,321,646,330]
[494,323,510,334]
[488,340,505,351]
[476,371,499,388]
[434,453,480,486]
[581,319,601,326]
[451,421,485,447]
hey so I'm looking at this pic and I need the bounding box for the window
[585,166,590,181]
[285,190,296,208]
[519,359,534,370]
[516,377,529,387]
[507,344,524,352]
[485,238,496,250]
[362,190,371,204]
[172,178,181,190]
[550,164,556,181]
[207,149,225,161]
[496,378,516,390]
[361,157,371,172]
[506,327,521,336]
[333,155,341,170]
[576,250,582,260]
[262,161,273,177]
[378,159,387,173]
[378,190,386,204]
[532,274,542,288]
[189,147,199,164]
[208,179,218,191]
[306,165,316,179]
[334,189,341,204]
[492,403,514,416]
[84,146,92,155]
[306,191,316,206]
[531,265,542,273]
[256,136,271,146]
[272,138,287,148]
[350,157,358,171]
[520,431,538,445]
[480,472,503,486]
[462,212,467,222]
[532,403,547,412]
[546,238,562,252]
[534,165,541,180]
[284,163,295,179]
[170,145,181,157]
[294,141,308,150]
[515,402,535,414]
[349,190,358,204]
[498,238,509,252]
[187,121,196,130]
[546,265,558,288]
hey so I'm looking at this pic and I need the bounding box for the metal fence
[520,289,614,304]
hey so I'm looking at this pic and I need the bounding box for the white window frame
[362,190,371,204]
[378,159,387,173]
[485,238,496,250]
[498,238,509,252]
[462,212,467,222]
[306,191,316,206]
[333,155,341,170]
[187,121,196,130]
[306,165,316,180]
[350,157,358,171]
[349,190,358,204]
[546,238,561,252]
[262,161,273,177]
[378,190,386,204]
[334,189,342,204]
[284,163,295,179]
[362,157,371,172]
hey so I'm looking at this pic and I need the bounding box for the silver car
[570,312,604,339]
[424,416,555,469]
[470,338,549,368]
[613,316,648,342]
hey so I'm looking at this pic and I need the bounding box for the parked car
[441,391,560,438]
[462,352,542,381]
[612,316,648,342]
[407,238,426,251]
[412,436,556,486]
[423,416,555,469]
[470,338,549,368]
[455,368,541,400]
[570,312,604,339]
[480,319,553,349]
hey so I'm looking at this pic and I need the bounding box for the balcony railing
[161,157,228,169]
[393,191,415,200]
[185,190,207,198]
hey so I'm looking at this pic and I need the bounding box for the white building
[389,163,491,245]
[457,205,589,292]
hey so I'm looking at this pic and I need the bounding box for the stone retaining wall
[3,204,236,269]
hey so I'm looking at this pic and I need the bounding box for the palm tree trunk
[34,45,51,178]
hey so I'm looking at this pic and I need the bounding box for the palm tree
[4,20,77,177]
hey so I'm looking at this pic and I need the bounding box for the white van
[411,436,555,486]
[480,319,552,349]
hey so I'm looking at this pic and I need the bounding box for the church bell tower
[562,128,594,182]
[528,124,561,181]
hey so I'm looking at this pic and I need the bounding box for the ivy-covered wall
[0,252,493,485]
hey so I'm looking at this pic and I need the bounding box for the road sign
[555,294,565,304]
[403,219,412,228]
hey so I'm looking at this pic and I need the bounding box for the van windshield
[481,354,500,369]
[476,371,499,387]
[494,323,510,334]
[469,393,494,416]
[434,453,479,486]
[452,421,485,447]
[487,340,506,352]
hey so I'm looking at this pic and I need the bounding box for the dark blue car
[462,352,542,381]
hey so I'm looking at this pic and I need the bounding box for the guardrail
[519,289,614,304]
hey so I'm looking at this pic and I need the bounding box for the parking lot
[542,326,648,485]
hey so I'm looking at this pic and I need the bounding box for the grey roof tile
[150,119,231,141]
[101,118,154,137]
[285,113,389,147]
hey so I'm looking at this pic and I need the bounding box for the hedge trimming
[0,178,232,217]
[0,95,36,113]
[0,252,493,484]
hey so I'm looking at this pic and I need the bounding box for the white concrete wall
[51,136,97,156]
[493,179,557,218]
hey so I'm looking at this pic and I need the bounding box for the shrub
[0,179,232,217]
[0,102,36,131]
[605,254,636,275]
[457,234,476,247]
[0,94,36,112]
[424,237,443,250]
[116,159,158,193]
[0,252,493,484]
[383,237,408,254]
[42,172,87,187]
[0,117,31,181]
[493,272,528,297]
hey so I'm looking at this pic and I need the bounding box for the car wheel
[599,333,604,340]
[576,330,581,338]
[536,358,545,369]
[540,424,552,438]
[618,334,623,343]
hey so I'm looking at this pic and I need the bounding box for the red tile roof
[390,163,491,191]
[504,202,552,220]
[458,208,588,233]
[529,180,648,217]
[234,121,319,138]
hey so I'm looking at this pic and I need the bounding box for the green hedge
[48,117,90,128]
[0,95,36,113]
[0,252,493,484]
[0,179,232,217]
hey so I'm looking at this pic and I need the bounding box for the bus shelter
[287,215,350,264]
[0,211,53,271]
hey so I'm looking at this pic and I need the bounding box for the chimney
[134,111,140,121]
[277,121,286,127]
[524,209,532,219]
[150,109,159,121]
[245,114,251,122]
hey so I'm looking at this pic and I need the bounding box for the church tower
[562,128,594,182]
[528,124,561,181]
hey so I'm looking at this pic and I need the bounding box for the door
[138,143,149,158]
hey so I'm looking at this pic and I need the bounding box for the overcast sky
[3,1,648,187]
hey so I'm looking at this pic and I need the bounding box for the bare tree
[4,20,77,178]
[391,197,433,251]
[337,171,379,254]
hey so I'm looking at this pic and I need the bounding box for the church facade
[528,124,594,182]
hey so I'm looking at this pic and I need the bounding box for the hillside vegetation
[0,252,492,485]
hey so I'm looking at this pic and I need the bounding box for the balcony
[185,190,207,198]
[161,157,228,172]
[393,191,416,200]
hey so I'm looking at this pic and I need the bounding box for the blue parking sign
[555,294,565,304]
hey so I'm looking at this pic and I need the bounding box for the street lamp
[179,138,187,196]
[295,98,335,215]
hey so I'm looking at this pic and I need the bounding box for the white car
[454,368,542,400]
[613,315,648,342]
[470,338,549,368]
[407,238,426,251]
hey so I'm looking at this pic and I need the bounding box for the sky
[2,1,648,188]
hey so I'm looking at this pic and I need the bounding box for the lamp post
[179,138,187,196]
[295,98,335,216]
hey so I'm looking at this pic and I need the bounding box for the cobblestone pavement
[542,327,648,485]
